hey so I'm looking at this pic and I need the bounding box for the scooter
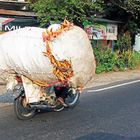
[13,76,80,120]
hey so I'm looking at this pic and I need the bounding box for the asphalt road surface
[0,80,140,140]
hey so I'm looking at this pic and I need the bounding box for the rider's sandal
[57,97,68,107]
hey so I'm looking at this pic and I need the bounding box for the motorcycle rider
[54,83,69,107]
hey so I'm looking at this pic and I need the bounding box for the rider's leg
[54,86,69,106]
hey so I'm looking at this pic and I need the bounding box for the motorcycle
[12,76,80,120]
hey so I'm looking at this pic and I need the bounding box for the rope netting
[34,20,74,87]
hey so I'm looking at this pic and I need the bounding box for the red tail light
[55,86,61,90]
[16,76,22,83]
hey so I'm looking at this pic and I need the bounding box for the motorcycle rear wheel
[14,94,36,120]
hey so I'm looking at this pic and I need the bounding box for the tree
[108,0,140,16]
[104,0,140,30]
[104,0,140,45]
[29,0,104,27]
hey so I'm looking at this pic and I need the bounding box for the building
[84,18,122,50]
[0,0,39,32]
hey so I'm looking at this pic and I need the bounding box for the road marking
[87,79,140,93]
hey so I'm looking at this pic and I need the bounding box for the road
[0,80,140,140]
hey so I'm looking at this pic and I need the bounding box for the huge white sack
[0,25,96,88]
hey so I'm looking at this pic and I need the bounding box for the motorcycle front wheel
[65,89,80,108]
[14,93,36,120]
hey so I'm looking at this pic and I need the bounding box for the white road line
[87,79,140,93]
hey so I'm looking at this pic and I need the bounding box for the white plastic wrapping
[0,25,96,89]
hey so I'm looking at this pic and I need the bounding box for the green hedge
[93,47,140,74]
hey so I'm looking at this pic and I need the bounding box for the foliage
[116,33,132,52]
[128,51,140,69]
[93,47,140,74]
[125,0,140,16]
[106,0,140,17]
[29,0,104,27]
[104,0,140,38]
[116,50,131,70]
[93,47,117,74]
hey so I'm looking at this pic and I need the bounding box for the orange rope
[34,20,74,87]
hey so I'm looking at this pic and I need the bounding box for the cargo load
[0,20,96,92]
